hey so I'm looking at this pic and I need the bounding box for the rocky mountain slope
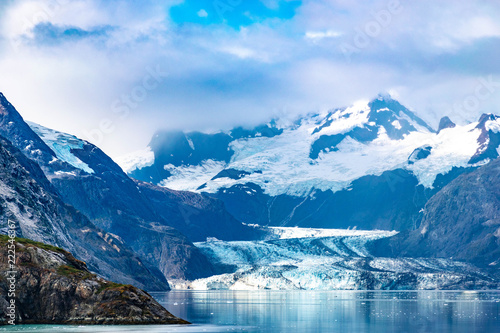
[0,235,188,325]
[121,94,500,231]
[0,134,168,290]
[381,157,500,271]
[0,92,258,282]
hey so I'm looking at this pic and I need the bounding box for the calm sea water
[1,290,499,333]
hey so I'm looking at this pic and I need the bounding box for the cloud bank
[0,0,499,157]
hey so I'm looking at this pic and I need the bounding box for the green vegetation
[0,234,67,253]
[97,282,131,294]
[57,264,84,276]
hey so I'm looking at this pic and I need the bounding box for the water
[1,290,500,332]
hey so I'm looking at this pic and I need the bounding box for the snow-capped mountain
[120,94,500,230]
[2,91,500,291]
[173,226,498,290]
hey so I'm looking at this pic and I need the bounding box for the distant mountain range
[1,91,499,291]
[120,94,500,233]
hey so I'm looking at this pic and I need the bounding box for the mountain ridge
[0,92,259,285]
[119,95,500,231]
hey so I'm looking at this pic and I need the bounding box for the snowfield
[115,146,155,174]
[121,96,488,197]
[265,225,398,240]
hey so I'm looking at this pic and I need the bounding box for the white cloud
[197,9,208,18]
[0,0,499,159]
[305,30,342,41]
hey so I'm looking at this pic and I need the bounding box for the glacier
[27,122,95,174]
[171,226,498,290]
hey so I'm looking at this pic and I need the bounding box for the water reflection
[0,291,498,332]
[153,290,500,333]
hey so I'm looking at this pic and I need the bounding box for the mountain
[120,94,500,231]
[3,90,499,291]
[0,134,168,290]
[0,92,258,282]
[380,156,500,271]
[0,235,188,325]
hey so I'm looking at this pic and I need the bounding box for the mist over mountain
[121,94,500,232]
[1,91,499,292]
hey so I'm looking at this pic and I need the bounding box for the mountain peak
[476,113,499,127]
[0,92,17,116]
[367,95,435,137]
[0,93,62,169]
[374,91,394,102]
[437,116,456,133]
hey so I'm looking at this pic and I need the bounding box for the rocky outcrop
[0,235,188,325]
[437,116,456,133]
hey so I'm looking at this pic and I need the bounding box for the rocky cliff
[0,235,188,325]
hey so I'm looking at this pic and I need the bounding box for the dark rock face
[309,134,344,159]
[0,236,188,325]
[213,170,438,231]
[136,180,263,243]
[386,157,500,270]
[367,95,435,138]
[469,114,500,164]
[131,131,234,184]
[408,146,432,164]
[0,136,169,291]
[211,168,253,181]
[437,116,456,133]
[0,93,81,176]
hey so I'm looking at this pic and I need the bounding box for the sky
[0,0,500,158]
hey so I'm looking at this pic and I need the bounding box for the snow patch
[116,146,155,173]
[407,123,481,188]
[160,159,227,191]
[267,226,397,240]
[27,122,94,174]
[392,120,402,130]
[314,100,370,136]
[54,171,77,177]
[486,119,500,133]
[186,136,195,150]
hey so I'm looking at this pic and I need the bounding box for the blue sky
[0,0,499,157]
[170,0,301,28]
